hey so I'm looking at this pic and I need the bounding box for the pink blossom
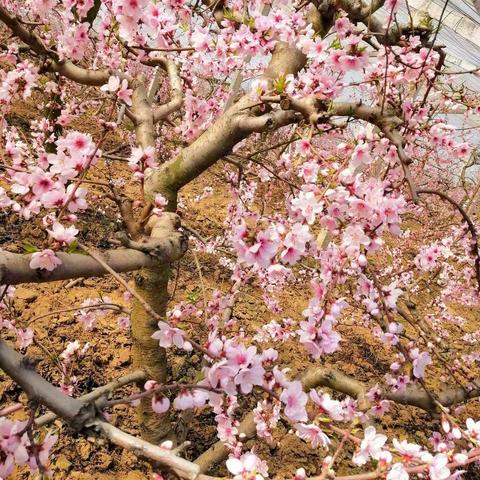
[58,23,90,60]
[100,75,133,106]
[173,389,208,410]
[29,432,57,471]
[117,315,130,329]
[386,0,404,13]
[216,413,238,443]
[353,426,387,465]
[254,400,280,444]
[291,190,323,225]
[411,350,432,379]
[295,423,330,448]
[350,143,372,169]
[341,224,370,258]
[128,146,157,171]
[31,170,54,196]
[65,185,88,212]
[429,454,451,480]
[0,187,12,209]
[57,131,96,162]
[298,317,341,358]
[191,26,210,52]
[30,0,57,19]
[29,249,62,271]
[393,438,423,462]
[41,188,66,209]
[414,245,444,271]
[310,391,344,421]
[466,418,480,439]
[47,222,78,245]
[16,328,33,349]
[118,79,133,106]
[152,394,170,414]
[226,452,268,480]
[298,160,319,183]
[243,229,279,269]
[297,139,311,156]
[386,463,409,480]
[280,381,308,422]
[101,76,122,93]
[368,400,390,417]
[76,310,97,330]
[281,223,312,264]
[152,321,191,350]
[154,194,168,208]
[453,143,471,158]
[224,342,266,393]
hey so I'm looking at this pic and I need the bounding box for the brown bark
[0,248,156,285]
[131,215,185,442]
[131,264,172,442]
[0,339,94,430]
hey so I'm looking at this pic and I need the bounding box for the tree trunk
[131,265,173,443]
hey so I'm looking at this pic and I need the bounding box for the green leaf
[223,8,236,21]
[23,242,39,254]
[66,241,80,254]
[329,38,341,50]
[187,290,199,303]
[274,74,287,94]
[317,416,332,423]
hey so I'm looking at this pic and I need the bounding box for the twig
[35,370,146,427]
[28,302,129,324]
[77,243,212,358]
[417,189,480,291]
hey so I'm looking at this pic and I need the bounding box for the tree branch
[141,58,184,123]
[273,97,418,200]
[417,189,480,291]
[195,364,480,473]
[35,370,146,427]
[0,6,112,86]
[0,248,157,285]
[0,338,212,479]
[0,339,94,430]
[144,42,307,204]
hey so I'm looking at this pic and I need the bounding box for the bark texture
[0,248,156,285]
[130,214,185,442]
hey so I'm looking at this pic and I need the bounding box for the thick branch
[237,109,301,132]
[0,6,111,86]
[0,213,186,285]
[144,43,306,203]
[143,58,184,123]
[93,421,203,480]
[0,340,93,429]
[0,248,156,285]
[130,77,155,149]
[0,339,209,479]
[35,370,146,427]
[387,382,480,412]
[53,61,111,86]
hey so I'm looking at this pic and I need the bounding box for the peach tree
[0,0,479,479]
